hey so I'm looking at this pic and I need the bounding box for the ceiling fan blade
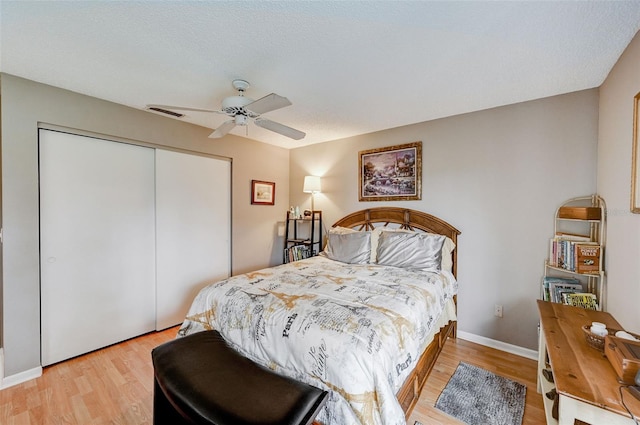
[245,93,292,115]
[147,104,226,114]
[254,118,306,140]
[209,120,236,138]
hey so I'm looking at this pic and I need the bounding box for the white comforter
[178,256,457,425]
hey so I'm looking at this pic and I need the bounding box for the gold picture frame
[359,141,422,202]
[632,92,640,213]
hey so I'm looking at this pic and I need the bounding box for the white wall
[598,31,640,333]
[290,89,599,350]
[0,74,289,378]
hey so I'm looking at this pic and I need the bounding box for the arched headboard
[332,207,461,277]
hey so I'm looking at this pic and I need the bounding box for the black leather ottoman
[151,330,328,425]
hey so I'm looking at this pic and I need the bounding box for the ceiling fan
[148,79,306,140]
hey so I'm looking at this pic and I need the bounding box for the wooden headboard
[332,207,461,277]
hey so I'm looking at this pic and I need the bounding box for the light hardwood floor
[0,328,544,424]
[407,337,545,425]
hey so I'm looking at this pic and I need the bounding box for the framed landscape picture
[251,180,275,205]
[359,141,422,202]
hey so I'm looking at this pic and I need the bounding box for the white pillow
[370,227,455,272]
[328,226,360,235]
[324,231,371,264]
[376,231,445,271]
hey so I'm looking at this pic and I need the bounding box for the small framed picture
[251,180,275,205]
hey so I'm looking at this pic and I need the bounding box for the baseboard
[0,348,43,390]
[1,367,43,390]
[457,330,538,361]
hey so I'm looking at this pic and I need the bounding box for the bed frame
[332,207,461,418]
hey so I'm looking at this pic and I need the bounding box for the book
[560,288,582,304]
[565,292,599,310]
[548,236,601,274]
[555,232,591,242]
[549,238,576,270]
[574,244,601,274]
[285,244,312,263]
[542,276,581,302]
[551,283,582,304]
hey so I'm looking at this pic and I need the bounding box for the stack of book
[542,276,599,310]
[548,233,601,274]
[284,245,312,263]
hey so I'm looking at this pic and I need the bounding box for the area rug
[434,362,526,425]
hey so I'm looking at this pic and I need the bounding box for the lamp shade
[303,176,321,193]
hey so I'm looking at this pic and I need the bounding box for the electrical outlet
[494,304,503,318]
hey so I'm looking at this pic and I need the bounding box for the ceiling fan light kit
[234,115,248,126]
[147,79,305,140]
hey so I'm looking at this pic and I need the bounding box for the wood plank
[0,327,545,425]
[408,337,545,425]
[0,327,175,425]
[537,300,640,418]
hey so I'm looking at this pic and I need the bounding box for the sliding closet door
[155,150,231,330]
[39,129,156,366]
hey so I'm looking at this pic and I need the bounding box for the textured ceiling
[2,1,640,148]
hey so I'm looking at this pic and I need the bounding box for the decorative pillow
[376,231,445,271]
[440,236,456,272]
[324,231,371,264]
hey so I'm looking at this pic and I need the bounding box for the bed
[178,207,461,425]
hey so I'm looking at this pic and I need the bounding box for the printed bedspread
[178,255,457,425]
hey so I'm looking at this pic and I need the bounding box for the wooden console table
[537,300,640,425]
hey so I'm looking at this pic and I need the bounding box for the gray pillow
[376,231,445,271]
[324,232,371,264]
